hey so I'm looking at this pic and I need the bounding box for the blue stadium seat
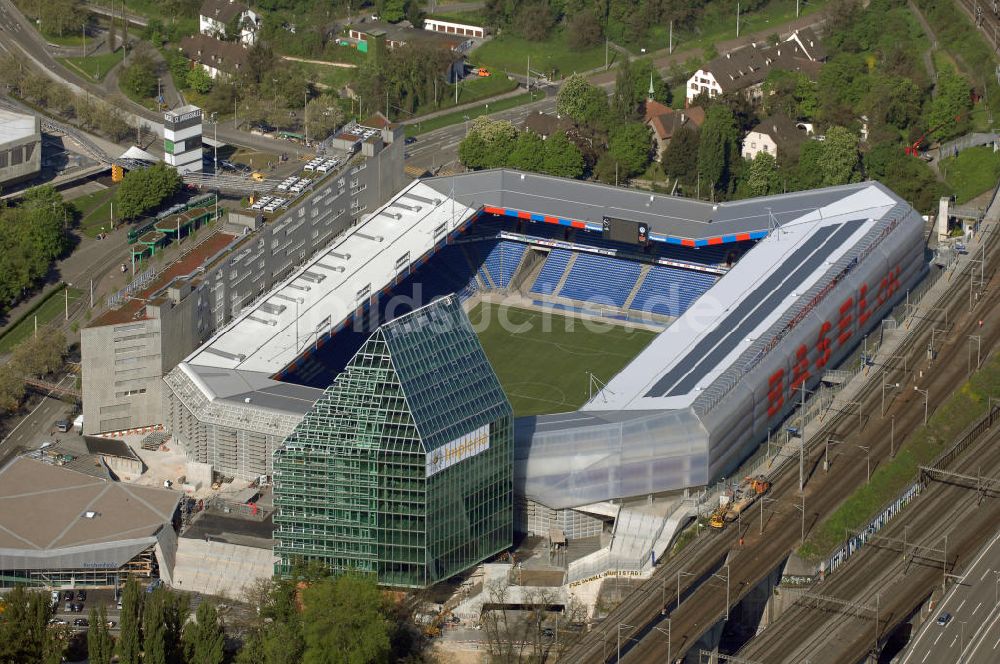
[558,253,643,307]
[530,249,573,295]
[629,265,718,318]
[480,241,527,288]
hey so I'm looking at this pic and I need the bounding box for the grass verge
[468,303,655,417]
[940,146,1000,204]
[406,92,535,136]
[798,350,1000,560]
[57,52,123,83]
[0,286,83,354]
[71,187,117,238]
[471,31,606,78]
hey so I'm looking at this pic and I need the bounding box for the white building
[163,105,203,175]
[0,108,41,187]
[423,17,486,38]
[742,115,806,162]
[199,0,260,46]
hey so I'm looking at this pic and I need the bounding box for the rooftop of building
[165,105,202,119]
[0,456,179,551]
[199,0,250,23]
[643,102,705,140]
[181,510,275,549]
[749,113,809,156]
[180,34,250,74]
[0,108,39,144]
[89,230,237,328]
[84,436,140,461]
[700,32,824,93]
[348,20,465,49]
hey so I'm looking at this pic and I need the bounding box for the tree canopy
[301,575,391,664]
[115,164,183,222]
[0,186,72,313]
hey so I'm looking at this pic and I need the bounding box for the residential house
[347,21,469,82]
[742,114,808,161]
[199,0,261,46]
[180,34,250,80]
[685,29,826,104]
[643,100,705,159]
[523,111,573,140]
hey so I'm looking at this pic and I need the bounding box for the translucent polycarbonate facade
[273,297,513,588]
[514,409,710,510]
[514,201,927,510]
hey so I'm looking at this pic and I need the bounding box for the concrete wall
[83,138,405,435]
[0,119,42,187]
[172,537,276,598]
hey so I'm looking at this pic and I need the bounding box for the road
[899,532,1000,664]
[0,374,77,462]
[0,0,311,158]
[555,219,1000,663]
[737,420,1000,662]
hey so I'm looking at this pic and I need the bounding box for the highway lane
[900,532,1000,664]
[0,374,76,459]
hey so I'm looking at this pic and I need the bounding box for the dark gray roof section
[84,436,138,460]
[189,368,323,415]
[646,218,865,397]
[423,170,863,240]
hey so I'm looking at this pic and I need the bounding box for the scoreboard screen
[602,216,650,245]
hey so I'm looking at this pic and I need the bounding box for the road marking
[950,635,958,648]
[934,632,943,645]
[921,652,929,663]
[994,634,1000,649]
[958,599,967,612]
[981,569,992,582]
[974,602,983,615]
[0,374,70,448]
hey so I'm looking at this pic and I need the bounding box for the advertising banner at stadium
[426,424,490,477]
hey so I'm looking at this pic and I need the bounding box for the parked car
[55,419,71,432]
[64,602,72,613]
[72,618,89,627]
[106,620,117,629]
[49,618,68,626]
[75,590,86,602]
[936,612,952,626]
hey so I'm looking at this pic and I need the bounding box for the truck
[709,476,771,529]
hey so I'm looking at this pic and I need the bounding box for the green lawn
[57,52,123,83]
[408,74,519,119]
[71,187,117,238]
[0,287,83,354]
[798,350,1000,560]
[407,92,535,136]
[471,31,607,79]
[468,303,655,417]
[940,146,1000,204]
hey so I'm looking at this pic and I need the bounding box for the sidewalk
[399,85,535,125]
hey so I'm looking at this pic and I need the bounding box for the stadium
[163,169,925,586]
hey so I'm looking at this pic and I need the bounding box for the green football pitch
[468,304,657,417]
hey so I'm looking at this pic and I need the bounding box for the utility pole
[857,445,871,483]
[969,335,982,372]
[891,416,896,457]
[305,89,310,145]
[736,2,741,37]
[799,381,807,491]
[712,565,731,620]
[669,21,673,54]
[64,284,70,320]
[914,386,929,425]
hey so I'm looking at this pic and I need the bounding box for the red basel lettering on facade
[857,283,871,327]
[814,321,832,371]
[789,344,811,396]
[836,297,854,347]
[767,369,785,417]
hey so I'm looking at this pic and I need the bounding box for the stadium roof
[0,457,179,569]
[584,183,900,411]
[420,170,855,246]
[0,108,38,144]
[184,180,474,375]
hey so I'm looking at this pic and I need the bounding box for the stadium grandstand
[162,169,925,582]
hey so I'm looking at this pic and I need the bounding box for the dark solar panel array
[644,219,865,398]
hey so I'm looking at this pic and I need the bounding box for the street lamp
[712,564,731,620]
[677,570,694,608]
[824,436,844,472]
[64,282,72,321]
[882,378,900,417]
[969,335,982,373]
[652,621,671,662]
[856,444,871,484]
[617,623,634,663]
[210,112,218,172]
[914,386,929,425]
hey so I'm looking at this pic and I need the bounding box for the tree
[662,124,699,180]
[380,0,407,23]
[122,53,158,99]
[556,75,609,128]
[791,139,826,190]
[143,588,168,664]
[183,602,225,664]
[115,163,183,221]
[507,131,545,172]
[116,578,143,664]
[301,575,391,664]
[744,151,779,198]
[567,10,603,50]
[821,125,860,186]
[0,586,62,664]
[38,0,87,37]
[698,105,740,194]
[0,364,27,412]
[612,57,637,121]
[11,329,66,378]
[513,3,556,41]
[542,131,585,178]
[632,59,670,106]
[306,95,345,141]
[458,116,518,170]
[927,67,972,141]
[88,605,114,664]
[864,141,947,213]
[187,66,213,94]
[608,122,652,179]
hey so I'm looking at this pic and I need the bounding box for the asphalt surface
[899,533,1000,664]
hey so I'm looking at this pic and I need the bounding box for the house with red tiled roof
[643,100,705,159]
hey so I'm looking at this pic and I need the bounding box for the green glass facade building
[273,296,513,588]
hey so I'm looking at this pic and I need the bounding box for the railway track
[559,223,1000,663]
[738,422,1000,662]
[956,0,1000,52]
